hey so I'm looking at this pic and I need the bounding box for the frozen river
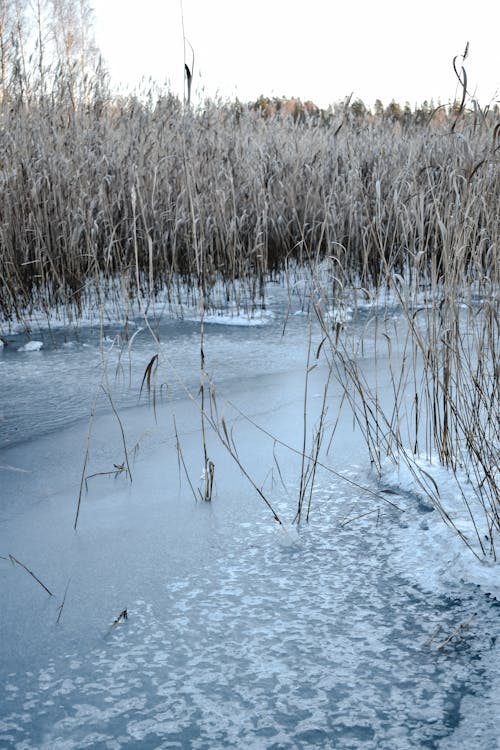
[1,292,499,749]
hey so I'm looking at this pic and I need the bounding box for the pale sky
[92,0,499,109]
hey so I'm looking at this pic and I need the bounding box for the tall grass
[1,90,497,324]
[311,164,499,557]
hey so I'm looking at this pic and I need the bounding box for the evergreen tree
[385,99,402,121]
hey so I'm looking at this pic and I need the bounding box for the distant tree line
[249,94,499,127]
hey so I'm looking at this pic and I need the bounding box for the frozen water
[0,297,309,450]
[1,293,499,749]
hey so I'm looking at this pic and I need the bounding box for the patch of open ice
[17,341,43,352]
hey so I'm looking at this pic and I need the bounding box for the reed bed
[1,91,498,323]
[312,200,499,557]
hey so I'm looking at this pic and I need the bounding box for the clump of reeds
[311,97,499,556]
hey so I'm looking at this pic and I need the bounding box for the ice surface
[0,303,310,450]
[1,299,499,749]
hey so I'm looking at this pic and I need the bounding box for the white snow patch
[275,522,301,548]
[17,340,43,352]
[194,310,275,327]
[326,305,353,324]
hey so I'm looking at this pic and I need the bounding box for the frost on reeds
[312,160,499,558]
[1,88,498,326]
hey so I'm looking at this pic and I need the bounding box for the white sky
[92,0,499,109]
